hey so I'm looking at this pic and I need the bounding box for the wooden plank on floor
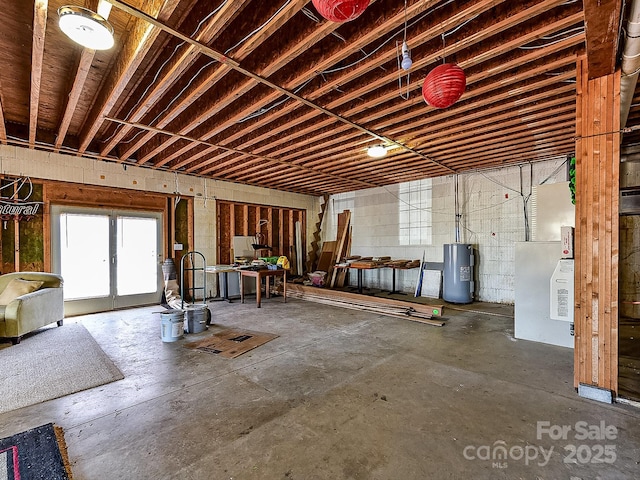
[288,283,444,316]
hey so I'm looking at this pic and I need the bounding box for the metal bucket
[162,258,177,281]
[160,309,184,342]
[184,305,208,334]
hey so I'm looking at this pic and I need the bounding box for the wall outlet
[173,243,183,250]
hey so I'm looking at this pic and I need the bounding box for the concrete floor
[1,297,640,479]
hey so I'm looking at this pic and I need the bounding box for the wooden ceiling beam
[315,121,575,181]
[582,0,622,78]
[131,0,428,163]
[351,134,575,182]
[204,15,583,163]
[55,48,96,151]
[112,0,294,161]
[205,68,574,179]
[273,67,577,168]
[141,0,481,167]
[122,0,313,163]
[240,98,575,184]
[214,18,582,166]
[78,0,180,154]
[104,116,378,189]
[172,1,459,162]
[422,118,576,161]
[99,0,252,157]
[153,2,579,180]
[0,89,6,145]
[392,130,576,175]
[29,0,48,148]
[54,0,102,151]
[312,0,575,107]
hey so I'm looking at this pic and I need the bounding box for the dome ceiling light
[58,5,114,50]
[367,145,388,158]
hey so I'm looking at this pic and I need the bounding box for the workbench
[239,268,287,308]
[334,264,380,294]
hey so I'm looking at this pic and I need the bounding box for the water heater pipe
[621,0,640,128]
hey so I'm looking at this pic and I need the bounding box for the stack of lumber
[327,210,352,288]
[350,260,385,268]
[288,284,445,327]
[384,259,421,268]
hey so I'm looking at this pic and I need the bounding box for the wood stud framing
[216,200,305,267]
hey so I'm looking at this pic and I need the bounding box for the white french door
[51,206,163,315]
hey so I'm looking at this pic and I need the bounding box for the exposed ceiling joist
[78,0,180,153]
[583,0,623,79]
[4,0,634,196]
[29,0,48,148]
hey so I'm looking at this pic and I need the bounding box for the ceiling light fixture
[367,145,387,158]
[396,0,412,100]
[58,5,114,50]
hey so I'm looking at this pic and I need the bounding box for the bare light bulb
[401,41,412,71]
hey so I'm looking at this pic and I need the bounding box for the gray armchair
[0,272,64,345]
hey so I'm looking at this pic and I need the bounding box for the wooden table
[239,268,287,308]
[335,264,381,294]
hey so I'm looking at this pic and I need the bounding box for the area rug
[0,323,123,414]
[186,328,279,358]
[0,423,72,479]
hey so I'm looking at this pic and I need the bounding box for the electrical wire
[480,172,522,194]
[237,78,314,123]
[120,59,218,145]
[540,26,584,40]
[103,1,228,145]
[320,0,455,75]
[518,30,583,49]
[225,0,292,54]
[539,158,569,185]
[396,41,411,100]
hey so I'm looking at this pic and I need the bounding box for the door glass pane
[60,213,110,300]
[117,216,158,296]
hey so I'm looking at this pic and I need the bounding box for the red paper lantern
[312,0,370,23]
[422,63,466,109]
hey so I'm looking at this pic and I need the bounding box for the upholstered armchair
[0,272,64,345]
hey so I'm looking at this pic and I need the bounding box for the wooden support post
[574,55,620,393]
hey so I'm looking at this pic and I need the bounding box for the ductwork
[621,0,640,129]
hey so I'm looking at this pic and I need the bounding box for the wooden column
[574,56,620,393]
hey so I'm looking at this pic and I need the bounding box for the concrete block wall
[1,145,572,304]
[324,158,570,304]
[0,146,319,297]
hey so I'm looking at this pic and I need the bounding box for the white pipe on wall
[621,0,640,128]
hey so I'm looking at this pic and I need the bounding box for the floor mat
[186,328,278,358]
[0,423,73,479]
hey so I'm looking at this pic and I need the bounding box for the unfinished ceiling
[0,0,633,195]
